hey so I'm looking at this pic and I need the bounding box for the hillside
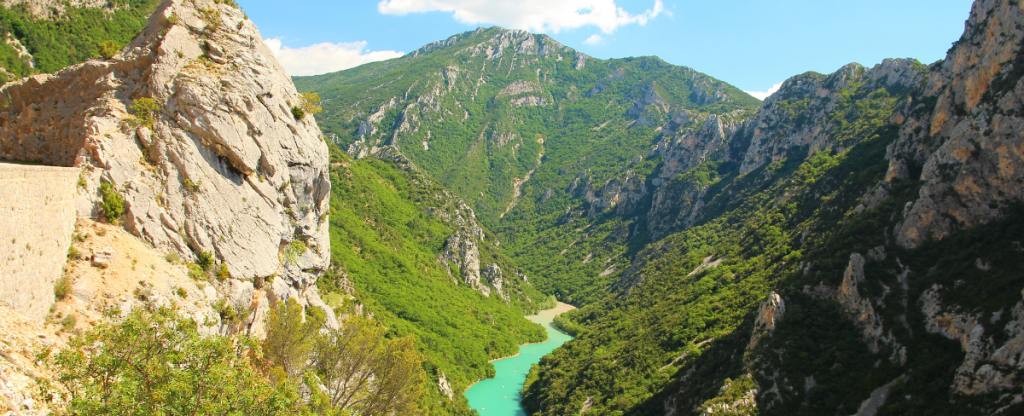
[518,0,1024,414]
[294,27,760,230]
[319,145,549,415]
[301,0,1024,415]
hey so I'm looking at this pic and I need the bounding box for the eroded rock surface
[890,0,1024,248]
[0,0,332,321]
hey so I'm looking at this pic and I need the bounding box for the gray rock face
[482,263,509,302]
[804,253,905,363]
[738,59,924,176]
[0,0,330,294]
[888,0,1024,249]
[440,229,488,297]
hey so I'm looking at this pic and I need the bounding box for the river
[464,302,576,416]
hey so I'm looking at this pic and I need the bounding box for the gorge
[0,0,1021,415]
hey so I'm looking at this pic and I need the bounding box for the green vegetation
[0,0,161,84]
[51,307,298,415]
[50,303,428,415]
[295,27,759,229]
[53,276,72,300]
[96,40,119,59]
[128,97,160,128]
[99,181,125,225]
[318,148,548,415]
[263,299,426,415]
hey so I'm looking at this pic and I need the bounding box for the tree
[50,307,298,415]
[264,303,427,415]
[262,298,319,380]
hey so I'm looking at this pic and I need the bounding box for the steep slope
[0,0,335,330]
[295,27,760,230]
[318,146,548,415]
[520,0,1024,415]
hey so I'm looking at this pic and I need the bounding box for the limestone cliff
[0,0,334,326]
[889,0,1024,249]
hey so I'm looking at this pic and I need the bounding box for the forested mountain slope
[294,27,759,229]
[302,0,1024,415]
[319,145,550,415]
[519,0,1024,414]
[295,28,761,304]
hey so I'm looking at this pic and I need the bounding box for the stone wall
[0,163,79,323]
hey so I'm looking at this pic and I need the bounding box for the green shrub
[128,97,159,129]
[60,314,77,332]
[97,40,120,59]
[186,262,205,281]
[67,246,81,261]
[217,263,230,281]
[54,276,73,300]
[197,251,215,271]
[290,106,304,120]
[99,182,124,225]
[165,252,181,263]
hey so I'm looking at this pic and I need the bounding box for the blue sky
[240,0,975,98]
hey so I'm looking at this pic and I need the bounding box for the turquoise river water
[464,303,575,416]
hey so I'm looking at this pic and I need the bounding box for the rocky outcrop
[0,0,111,19]
[804,253,905,363]
[749,292,785,349]
[439,228,488,297]
[646,114,737,238]
[920,284,1024,398]
[482,263,509,302]
[0,0,334,327]
[739,59,924,175]
[437,371,454,400]
[888,0,1024,249]
[584,170,648,217]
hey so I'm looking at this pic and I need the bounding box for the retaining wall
[0,163,80,323]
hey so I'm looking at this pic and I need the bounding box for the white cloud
[583,34,602,45]
[744,82,784,101]
[263,38,405,76]
[377,0,664,34]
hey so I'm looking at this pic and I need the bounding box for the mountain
[294,27,760,229]
[294,27,761,304]
[299,0,1024,414]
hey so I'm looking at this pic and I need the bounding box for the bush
[264,299,426,414]
[128,97,159,129]
[187,262,205,281]
[216,263,230,281]
[165,252,181,263]
[97,40,120,59]
[99,182,124,225]
[50,307,297,415]
[290,106,304,120]
[54,276,73,300]
[298,92,322,116]
[197,250,214,271]
[60,314,77,332]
